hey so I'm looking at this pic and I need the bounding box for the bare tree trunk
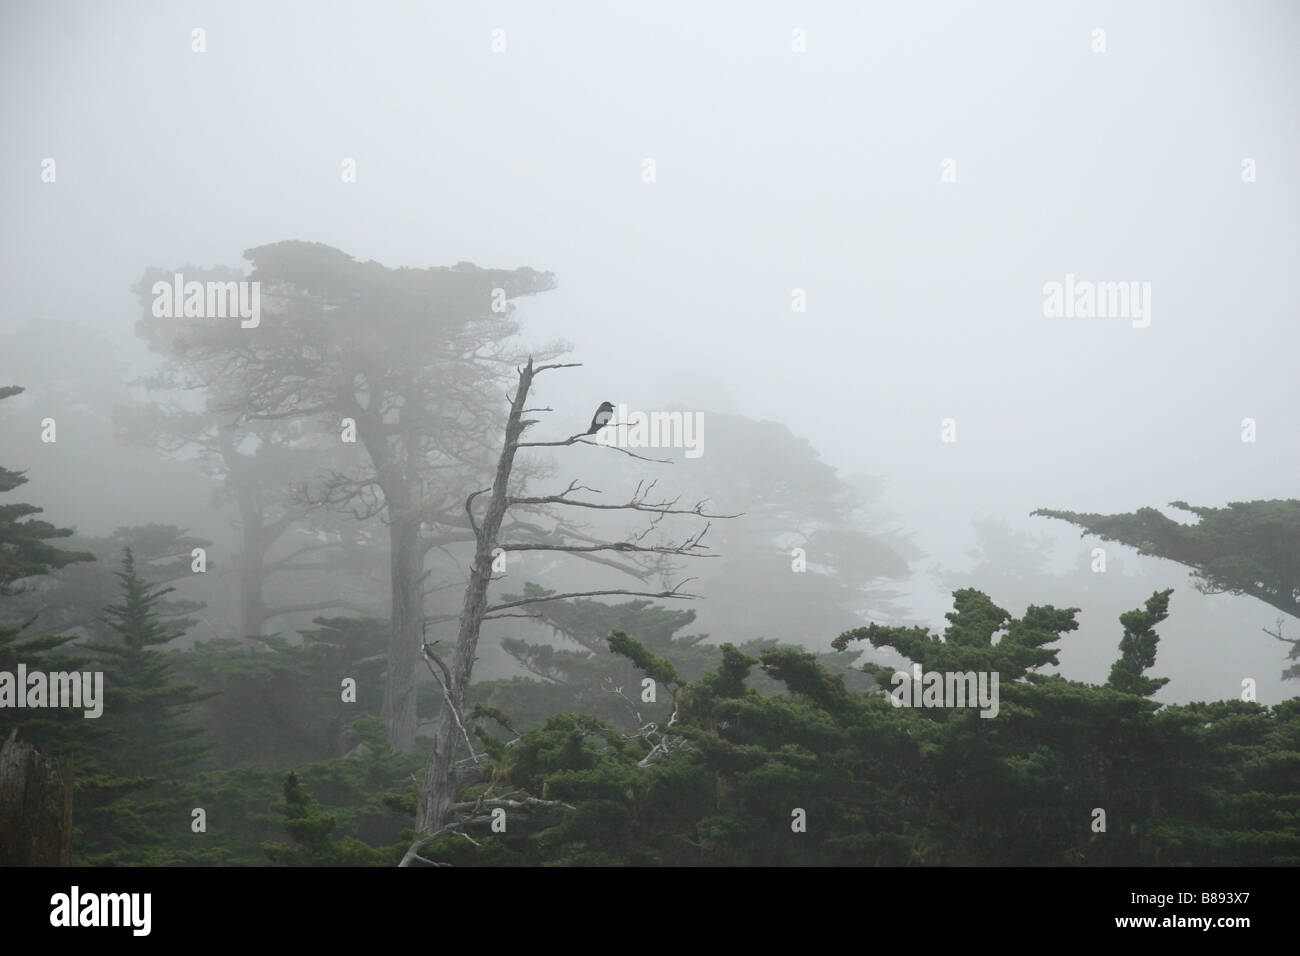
[0,731,73,866]
[237,530,266,639]
[416,360,535,831]
[223,426,268,640]
[384,509,425,753]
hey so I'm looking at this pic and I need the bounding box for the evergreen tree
[1036,499,1300,680]
[1107,588,1173,696]
[262,770,398,866]
[172,616,390,768]
[473,584,871,734]
[86,548,213,780]
[0,385,94,595]
[426,589,1300,866]
[2,524,208,642]
[1034,499,1300,621]
[0,392,103,792]
[74,549,216,863]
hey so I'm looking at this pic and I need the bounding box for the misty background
[2,0,1297,706]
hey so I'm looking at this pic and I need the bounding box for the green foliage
[12,600,413,865]
[835,587,1079,688]
[1108,589,1173,696]
[0,385,94,595]
[71,723,419,866]
[262,769,403,866]
[1034,499,1300,622]
[474,586,871,735]
[2,524,208,642]
[6,452,1293,868]
[428,588,1300,866]
[607,629,679,687]
[172,616,390,768]
[70,548,216,864]
[1035,499,1300,680]
[86,548,213,780]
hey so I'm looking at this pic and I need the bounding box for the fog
[3,0,1298,715]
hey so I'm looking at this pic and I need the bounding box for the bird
[586,401,615,435]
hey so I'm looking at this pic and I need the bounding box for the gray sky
[3,0,1297,703]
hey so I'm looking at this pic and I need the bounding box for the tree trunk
[417,360,535,832]
[223,426,268,639]
[237,536,266,639]
[383,510,425,752]
[0,731,73,866]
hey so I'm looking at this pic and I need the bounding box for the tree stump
[0,730,73,865]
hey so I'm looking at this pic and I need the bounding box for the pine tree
[72,549,217,863]
[0,385,94,596]
[0,394,103,838]
[86,548,213,780]
[262,771,396,866]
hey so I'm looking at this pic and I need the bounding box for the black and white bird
[586,401,615,435]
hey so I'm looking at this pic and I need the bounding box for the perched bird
[586,401,615,435]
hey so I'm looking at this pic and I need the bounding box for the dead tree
[0,730,73,866]
[406,358,736,859]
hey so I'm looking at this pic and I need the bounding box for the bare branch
[486,580,699,615]
[515,433,674,463]
[606,682,644,725]
[533,362,583,374]
[501,539,717,557]
[1263,620,1297,645]
[465,487,489,538]
[637,710,684,767]
[509,490,740,520]
[399,795,576,866]
[421,640,481,765]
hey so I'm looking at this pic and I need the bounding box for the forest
[1,240,1297,867]
[2,2,1297,874]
